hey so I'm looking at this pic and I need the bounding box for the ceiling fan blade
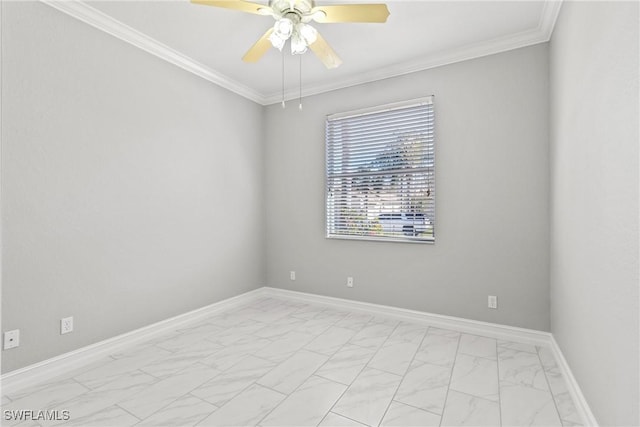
[311,4,390,23]
[309,32,342,69]
[191,0,268,15]
[242,28,274,63]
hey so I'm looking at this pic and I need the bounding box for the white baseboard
[262,287,553,347]
[0,287,266,396]
[1,286,596,427]
[549,336,599,426]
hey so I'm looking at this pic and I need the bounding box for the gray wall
[549,2,639,425]
[265,44,551,331]
[1,2,265,373]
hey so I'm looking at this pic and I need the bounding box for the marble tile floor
[1,296,582,427]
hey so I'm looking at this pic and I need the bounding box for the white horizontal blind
[326,97,435,242]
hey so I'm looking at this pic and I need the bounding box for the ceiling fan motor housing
[270,0,315,18]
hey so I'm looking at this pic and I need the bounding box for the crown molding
[41,0,563,107]
[540,0,564,40]
[40,0,268,104]
[264,0,564,104]
[264,27,548,104]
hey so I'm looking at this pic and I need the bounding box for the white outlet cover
[488,296,498,309]
[61,317,74,334]
[4,330,20,350]
[290,271,296,281]
[347,277,354,288]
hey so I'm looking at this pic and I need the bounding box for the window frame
[325,96,436,244]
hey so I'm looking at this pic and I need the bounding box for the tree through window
[326,97,435,242]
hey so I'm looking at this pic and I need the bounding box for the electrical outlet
[488,295,498,309]
[290,271,296,281]
[4,330,20,350]
[61,317,74,335]
[347,277,354,288]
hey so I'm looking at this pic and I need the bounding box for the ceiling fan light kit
[269,18,317,55]
[192,0,390,68]
[192,0,389,109]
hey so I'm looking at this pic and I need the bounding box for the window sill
[326,234,435,244]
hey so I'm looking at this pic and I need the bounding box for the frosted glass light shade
[273,18,293,39]
[290,32,307,54]
[298,23,317,45]
[269,32,286,50]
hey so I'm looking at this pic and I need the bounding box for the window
[326,97,435,243]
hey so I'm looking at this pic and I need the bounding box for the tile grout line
[319,318,408,426]
[370,323,429,426]
[4,376,78,404]
[252,371,324,421]
[254,307,358,426]
[316,364,371,427]
[190,301,292,424]
[261,314,381,425]
[312,339,378,387]
[438,330,462,427]
[347,340,386,351]
[347,320,399,352]
[456,350,498,362]
[536,346,564,425]
[243,381,293,426]
[313,372,351,387]
[115,403,143,422]
[496,342,538,355]
[442,387,501,404]
[191,358,279,413]
[386,397,443,418]
[9,377,92,427]
[10,302,264,425]
[360,365,409,378]
[136,302,290,423]
[318,411,370,427]
[500,377,559,393]
[159,394,220,427]
[193,379,270,425]
[123,313,274,425]
[69,377,93,393]
[122,370,219,425]
[302,330,361,359]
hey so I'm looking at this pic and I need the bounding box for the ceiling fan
[192,0,390,69]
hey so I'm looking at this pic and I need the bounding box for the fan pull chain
[281,49,285,109]
[299,55,303,111]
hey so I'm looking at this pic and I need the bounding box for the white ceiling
[45,0,561,104]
